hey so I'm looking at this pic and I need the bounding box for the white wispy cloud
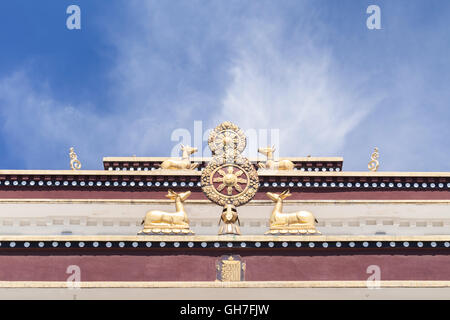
[0,1,448,171]
[219,17,380,158]
[0,2,387,168]
[0,71,170,169]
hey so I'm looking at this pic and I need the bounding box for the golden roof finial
[70,147,82,170]
[368,147,379,172]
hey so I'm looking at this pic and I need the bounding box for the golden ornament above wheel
[207,121,247,155]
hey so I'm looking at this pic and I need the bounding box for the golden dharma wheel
[202,154,258,207]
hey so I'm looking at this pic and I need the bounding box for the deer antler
[280,189,291,199]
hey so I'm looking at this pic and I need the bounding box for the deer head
[166,189,191,202]
[266,190,291,202]
[180,144,198,156]
[258,145,275,157]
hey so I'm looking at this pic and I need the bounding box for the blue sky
[0,0,449,171]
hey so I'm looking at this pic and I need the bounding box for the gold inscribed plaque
[216,255,245,282]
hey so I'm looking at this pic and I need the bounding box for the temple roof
[102,156,344,171]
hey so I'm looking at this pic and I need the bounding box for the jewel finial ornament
[69,147,82,170]
[201,122,259,235]
[368,147,379,172]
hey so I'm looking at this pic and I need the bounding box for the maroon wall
[0,248,448,281]
[0,188,449,200]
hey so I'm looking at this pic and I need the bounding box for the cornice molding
[0,280,449,288]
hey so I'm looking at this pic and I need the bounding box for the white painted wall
[0,200,448,236]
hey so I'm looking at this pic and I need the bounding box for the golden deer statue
[139,190,194,234]
[258,146,294,171]
[265,190,320,234]
[160,145,199,170]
